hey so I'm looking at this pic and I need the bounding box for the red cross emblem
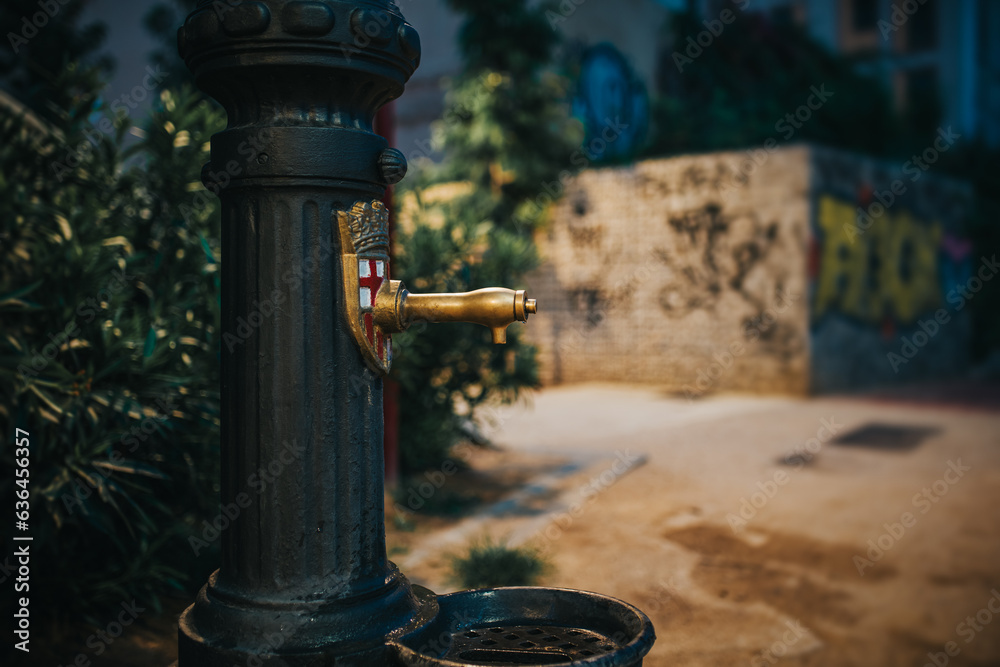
[359,258,390,363]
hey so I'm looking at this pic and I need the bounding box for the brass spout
[374,282,536,344]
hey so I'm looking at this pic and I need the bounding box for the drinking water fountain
[175,2,655,664]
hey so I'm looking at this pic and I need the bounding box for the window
[903,0,938,52]
[851,0,878,31]
[841,0,880,53]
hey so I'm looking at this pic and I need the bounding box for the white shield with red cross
[336,199,394,375]
[358,257,391,367]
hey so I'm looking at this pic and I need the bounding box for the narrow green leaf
[93,460,169,479]
[0,279,44,305]
[199,233,217,263]
[143,326,156,358]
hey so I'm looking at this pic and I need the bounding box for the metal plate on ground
[831,423,940,451]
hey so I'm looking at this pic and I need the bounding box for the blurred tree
[391,0,583,472]
[647,9,905,157]
[144,0,201,91]
[0,70,225,652]
[0,0,114,125]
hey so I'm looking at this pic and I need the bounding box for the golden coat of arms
[337,200,393,374]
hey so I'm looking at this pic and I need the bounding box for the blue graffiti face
[574,43,648,160]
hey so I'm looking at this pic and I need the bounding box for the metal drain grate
[444,624,619,665]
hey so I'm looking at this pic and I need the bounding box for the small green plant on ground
[450,536,548,589]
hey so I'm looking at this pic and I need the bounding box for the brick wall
[526,147,812,396]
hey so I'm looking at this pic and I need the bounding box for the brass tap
[374,281,537,344]
[334,200,538,373]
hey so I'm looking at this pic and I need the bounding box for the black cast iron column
[176,2,423,665]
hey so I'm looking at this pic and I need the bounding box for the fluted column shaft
[176,2,423,664]
[219,189,386,598]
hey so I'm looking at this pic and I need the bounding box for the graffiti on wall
[556,161,762,329]
[654,202,785,315]
[650,200,804,362]
[813,195,946,325]
[810,147,973,331]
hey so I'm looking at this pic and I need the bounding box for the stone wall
[525,145,973,395]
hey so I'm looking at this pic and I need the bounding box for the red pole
[375,102,400,486]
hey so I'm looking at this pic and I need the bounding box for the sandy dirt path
[425,384,1000,667]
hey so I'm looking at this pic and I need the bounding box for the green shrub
[646,9,905,158]
[0,83,225,630]
[391,0,582,474]
[450,537,547,589]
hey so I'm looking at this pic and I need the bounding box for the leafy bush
[391,0,583,473]
[0,0,114,123]
[0,82,225,630]
[647,9,906,158]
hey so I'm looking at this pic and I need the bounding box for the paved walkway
[404,383,1000,667]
